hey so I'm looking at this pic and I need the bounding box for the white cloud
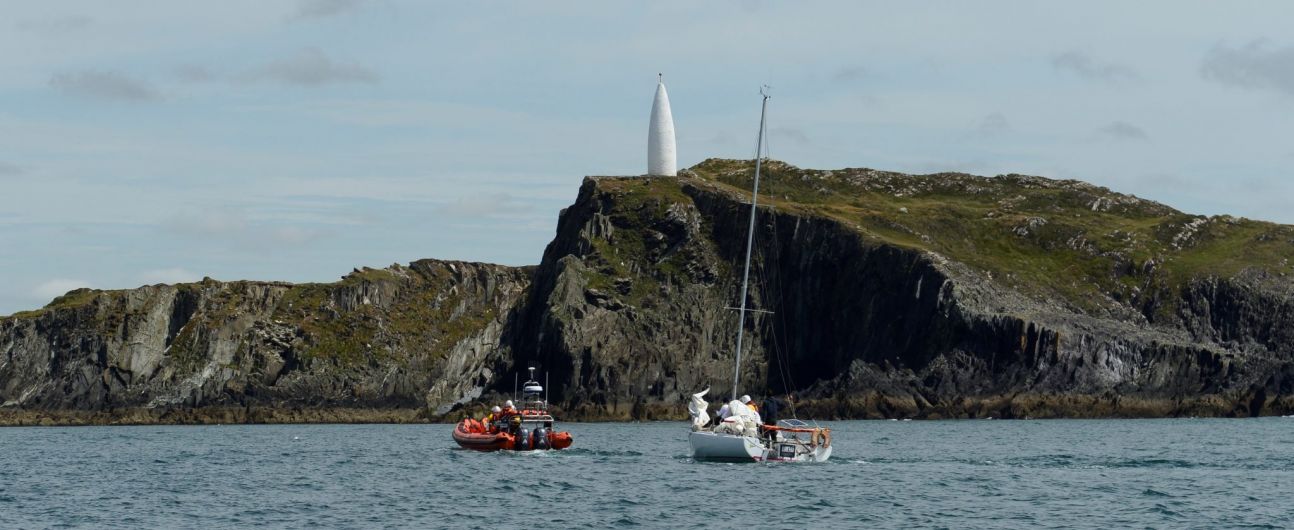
[138,268,201,285]
[31,278,91,301]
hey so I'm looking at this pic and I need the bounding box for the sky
[2,1,1293,315]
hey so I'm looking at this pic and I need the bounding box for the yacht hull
[688,431,764,461]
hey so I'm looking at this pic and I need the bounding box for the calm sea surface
[1,418,1291,528]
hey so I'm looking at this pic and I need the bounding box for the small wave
[1112,458,1197,469]
[1141,488,1173,498]
[551,480,583,491]
[565,449,644,458]
[1150,503,1183,518]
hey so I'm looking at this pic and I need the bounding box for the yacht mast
[732,87,769,402]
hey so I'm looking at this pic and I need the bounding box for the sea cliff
[3,159,1293,424]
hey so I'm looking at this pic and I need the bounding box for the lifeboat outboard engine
[516,426,531,450]
[532,426,550,450]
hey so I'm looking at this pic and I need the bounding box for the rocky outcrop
[0,260,529,424]
[3,159,1293,424]
[507,161,1294,420]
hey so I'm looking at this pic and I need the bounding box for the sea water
[1,418,1290,528]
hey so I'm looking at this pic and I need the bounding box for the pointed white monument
[647,74,677,176]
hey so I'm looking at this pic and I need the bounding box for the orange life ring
[811,428,830,448]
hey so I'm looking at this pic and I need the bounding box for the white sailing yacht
[686,88,833,463]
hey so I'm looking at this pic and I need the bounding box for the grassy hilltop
[682,158,1294,317]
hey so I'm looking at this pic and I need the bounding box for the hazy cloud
[0,162,23,176]
[170,208,248,236]
[704,130,736,146]
[770,127,809,146]
[1051,51,1138,83]
[139,267,201,285]
[243,48,378,86]
[436,193,533,219]
[1140,172,1192,188]
[172,64,217,83]
[166,208,326,249]
[267,226,325,245]
[49,71,160,101]
[1096,121,1149,141]
[913,159,996,175]
[290,0,366,21]
[16,15,92,32]
[31,279,91,302]
[832,66,867,84]
[974,112,1011,136]
[1201,40,1294,95]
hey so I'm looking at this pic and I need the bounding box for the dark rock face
[3,163,1293,424]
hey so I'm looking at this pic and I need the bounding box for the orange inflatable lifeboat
[452,418,514,451]
[452,414,573,451]
[452,368,574,452]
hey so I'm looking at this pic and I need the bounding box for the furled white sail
[688,388,710,431]
[717,399,760,437]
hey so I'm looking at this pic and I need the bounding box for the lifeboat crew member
[482,405,502,430]
[741,395,757,413]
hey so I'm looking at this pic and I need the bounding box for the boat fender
[533,426,550,450]
[516,426,530,451]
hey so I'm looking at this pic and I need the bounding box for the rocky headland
[3,159,1293,425]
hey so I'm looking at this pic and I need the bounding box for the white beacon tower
[647,74,677,176]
